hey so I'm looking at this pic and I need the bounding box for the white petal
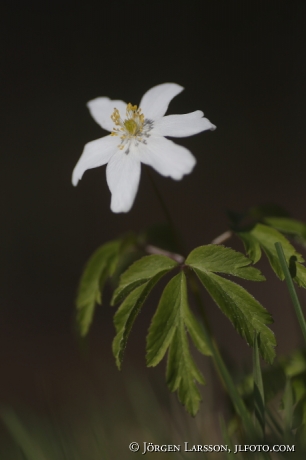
[153,111,216,137]
[106,149,141,213]
[72,135,117,186]
[138,136,196,180]
[87,97,127,132]
[139,83,184,120]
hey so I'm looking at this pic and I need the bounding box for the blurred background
[1,0,306,456]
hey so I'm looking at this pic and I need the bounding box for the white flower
[72,83,216,213]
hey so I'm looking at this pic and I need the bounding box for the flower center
[111,103,144,141]
[110,103,153,153]
[124,118,138,136]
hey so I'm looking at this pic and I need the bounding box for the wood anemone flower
[72,83,216,213]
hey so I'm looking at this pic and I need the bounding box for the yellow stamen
[111,108,121,126]
[110,103,145,141]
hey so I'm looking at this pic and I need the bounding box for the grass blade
[253,333,265,439]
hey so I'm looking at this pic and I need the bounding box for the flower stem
[211,230,233,245]
[145,167,175,230]
[144,244,184,264]
[275,242,306,344]
[145,166,186,253]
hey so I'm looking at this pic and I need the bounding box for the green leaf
[146,272,211,368]
[237,232,262,264]
[264,216,306,247]
[146,272,210,416]
[111,255,178,305]
[294,264,306,289]
[185,245,265,281]
[112,255,178,369]
[185,244,274,362]
[146,274,183,367]
[76,240,122,337]
[238,224,306,287]
[113,275,164,369]
[167,326,205,417]
[192,269,276,363]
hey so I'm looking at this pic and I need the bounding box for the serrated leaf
[112,274,164,369]
[146,274,183,367]
[146,272,210,416]
[238,224,306,287]
[193,269,276,363]
[76,240,122,337]
[185,245,265,281]
[111,255,178,305]
[166,321,205,417]
[264,217,306,248]
[294,264,306,289]
[167,326,205,417]
[185,244,274,362]
[146,272,211,368]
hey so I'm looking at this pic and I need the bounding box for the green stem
[207,325,255,438]
[275,242,306,344]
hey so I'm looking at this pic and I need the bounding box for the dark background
[1,0,306,420]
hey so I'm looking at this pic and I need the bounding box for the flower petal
[72,135,117,186]
[153,111,216,137]
[87,97,127,132]
[139,83,184,120]
[138,136,196,180]
[106,149,141,213]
